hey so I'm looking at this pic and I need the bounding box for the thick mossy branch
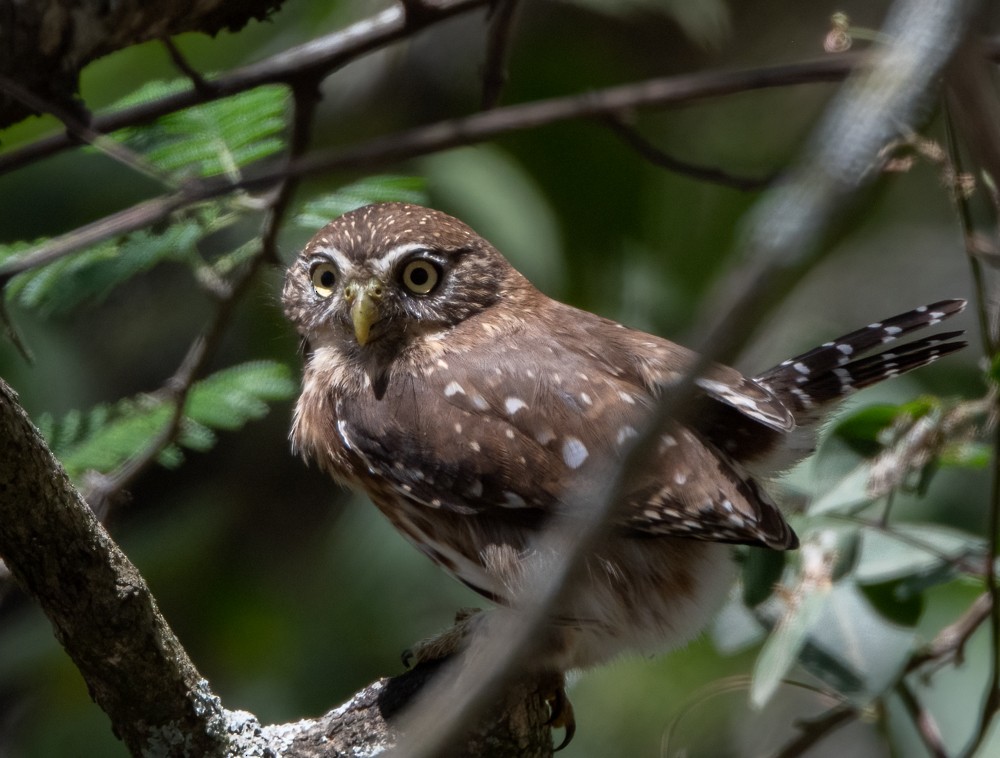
[0,378,228,756]
[0,378,554,756]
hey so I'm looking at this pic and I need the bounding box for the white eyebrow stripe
[372,243,432,277]
[309,246,355,275]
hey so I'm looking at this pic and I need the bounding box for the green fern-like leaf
[3,220,204,315]
[55,397,173,478]
[108,82,290,179]
[295,175,428,229]
[185,361,296,430]
[42,361,296,482]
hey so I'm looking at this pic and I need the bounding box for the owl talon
[401,648,415,669]
[401,609,483,669]
[543,674,576,751]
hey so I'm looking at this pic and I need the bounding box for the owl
[282,202,964,696]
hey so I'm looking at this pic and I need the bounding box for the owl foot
[540,671,576,751]
[401,607,482,668]
[401,609,575,749]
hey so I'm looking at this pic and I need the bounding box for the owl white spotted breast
[282,202,966,676]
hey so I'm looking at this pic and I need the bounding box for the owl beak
[346,277,384,346]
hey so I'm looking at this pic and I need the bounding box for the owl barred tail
[755,299,967,416]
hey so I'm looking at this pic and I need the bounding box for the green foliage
[715,390,989,714]
[294,175,428,230]
[108,82,290,180]
[740,547,786,608]
[3,220,205,316]
[830,399,935,457]
[38,361,295,482]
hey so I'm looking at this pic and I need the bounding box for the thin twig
[0,55,868,287]
[603,113,778,190]
[908,592,993,674]
[772,704,858,758]
[160,38,216,97]
[480,0,522,109]
[0,75,176,188]
[897,680,950,758]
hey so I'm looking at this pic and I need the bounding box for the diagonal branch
[0,378,552,756]
[0,379,229,756]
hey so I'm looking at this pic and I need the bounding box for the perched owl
[282,202,965,677]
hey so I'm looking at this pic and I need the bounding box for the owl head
[283,203,527,358]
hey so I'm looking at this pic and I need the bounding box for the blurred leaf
[830,399,934,457]
[751,583,831,708]
[830,529,861,581]
[809,462,873,515]
[989,352,1000,384]
[44,361,294,481]
[741,547,786,608]
[859,580,924,627]
[940,441,991,469]
[294,175,428,230]
[108,83,289,179]
[854,525,982,585]
[712,594,766,654]
[797,583,915,704]
[4,220,203,316]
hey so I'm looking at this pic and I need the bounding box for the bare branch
[908,592,993,673]
[773,704,859,758]
[603,112,777,190]
[481,0,523,109]
[0,54,866,287]
[160,38,216,97]
[897,680,949,758]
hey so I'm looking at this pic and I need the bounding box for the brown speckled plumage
[282,202,966,669]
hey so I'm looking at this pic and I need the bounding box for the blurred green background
[0,0,991,756]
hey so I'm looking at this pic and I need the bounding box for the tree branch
[0,378,554,755]
[0,0,286,129]
[0,0,490,177]
[0,54,865,287]
[0,379,229,755]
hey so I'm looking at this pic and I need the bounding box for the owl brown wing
[332,309,797,550]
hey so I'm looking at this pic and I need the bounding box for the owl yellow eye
[401,260,440,295]
[310,263,337,297]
